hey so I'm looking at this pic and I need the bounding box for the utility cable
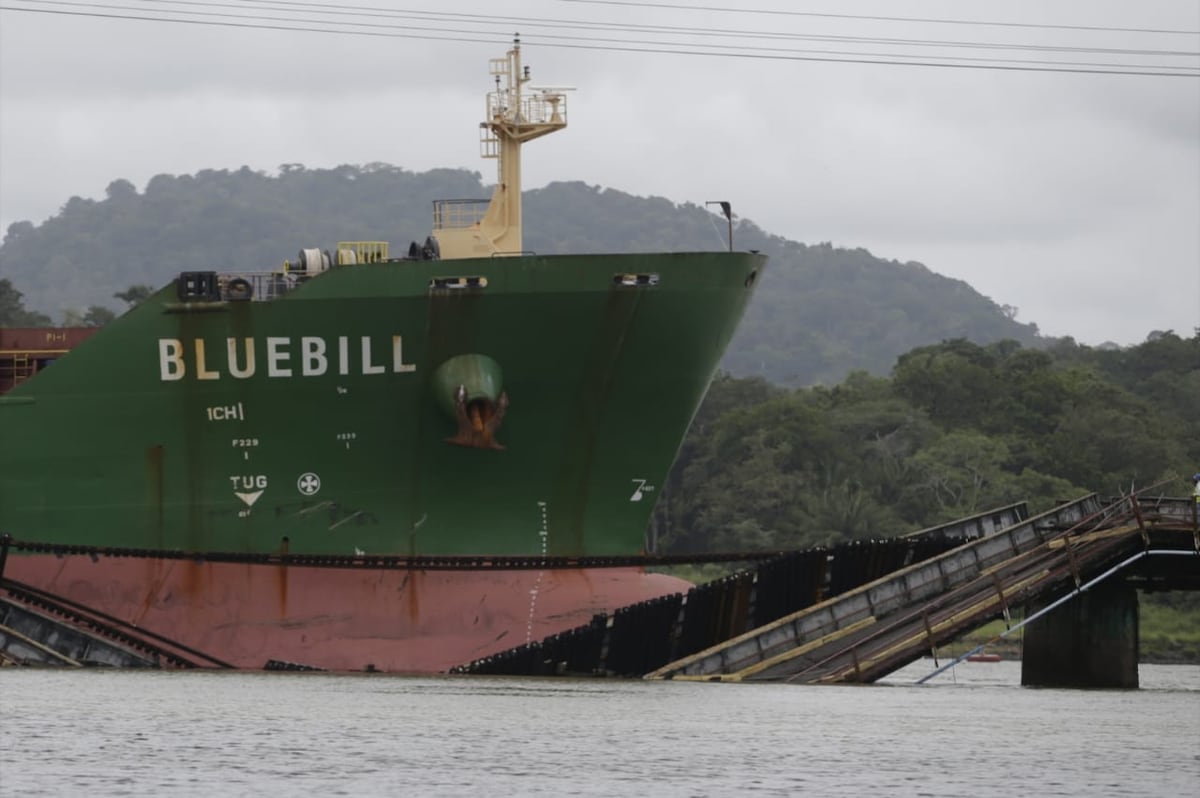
[559,0,1200,37]
[1,2,1196,77]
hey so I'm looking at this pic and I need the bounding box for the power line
[1,2,1196,78]
[559,0,1200,37]
[19,0,1199,71]
[0,4,504,44]
[138,0,1200,59]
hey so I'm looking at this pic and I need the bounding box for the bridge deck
[646,495,1196,683]
[451,504,1031,676]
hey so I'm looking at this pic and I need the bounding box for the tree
[105,179,138,201]
[4,220,35,246]
[113,284,155,308]
[62,305,116,327]
[83,305,117,327]
[891,339,1000,428]
[901,430,1011,522]
[0,278,52,327]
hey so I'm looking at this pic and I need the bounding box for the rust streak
[277,538,290,615]
[144,444,165,549]
[406,570,421,624]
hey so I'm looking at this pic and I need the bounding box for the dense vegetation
[652,333,1199,554]
[1,164,1039,385]
[949,608,1199,663]
[649,332,1199,662]
[0,279,51,326]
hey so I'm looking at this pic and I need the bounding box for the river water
[1,661,1197,797]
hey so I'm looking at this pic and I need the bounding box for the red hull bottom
[5,555,691,672]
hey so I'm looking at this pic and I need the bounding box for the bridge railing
[646,493,1107,680]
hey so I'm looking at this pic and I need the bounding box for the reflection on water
[1,662,1197,797]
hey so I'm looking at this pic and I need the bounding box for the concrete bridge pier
[1021,581,1139,688]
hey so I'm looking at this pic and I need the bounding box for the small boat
[966,653,1002,663]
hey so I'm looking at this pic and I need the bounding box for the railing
[219,271,303,302]
[176,247,410,305]
[645,494,1106,681]
[486,91,568,131]
[336,241,389,264]
[172,271,306,305]
[433,198,489,230]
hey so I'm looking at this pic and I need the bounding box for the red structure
[0,328,99,394]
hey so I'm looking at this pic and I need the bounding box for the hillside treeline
[652,332,1199,554]
[0,278,51,327]
[1,163,1040,385]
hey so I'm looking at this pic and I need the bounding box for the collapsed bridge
[2,493,1195,683]
[454,493,1198,688]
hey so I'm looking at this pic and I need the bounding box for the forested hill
[1,163,1040,385]
[526,183,1042,386]
[653,333,1200,555]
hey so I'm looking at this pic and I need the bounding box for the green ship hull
[0,40,765,672]
[0,250,765,671]
[3,251,762,556]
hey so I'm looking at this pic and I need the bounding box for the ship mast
[433,37,568,260]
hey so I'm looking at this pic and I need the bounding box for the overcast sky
[1,0,1197,345]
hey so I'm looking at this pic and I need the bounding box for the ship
[0,40,766,672]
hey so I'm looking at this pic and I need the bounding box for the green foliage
[0,278,52,327]
[1134,597,1200,663]
[1,165,483,329]
[113,284,155,307]
[43,284,149,329]
[942,598,1199,663]
[719,238,1041,387]
[60,305,117,328]
[655,333,1199,554]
